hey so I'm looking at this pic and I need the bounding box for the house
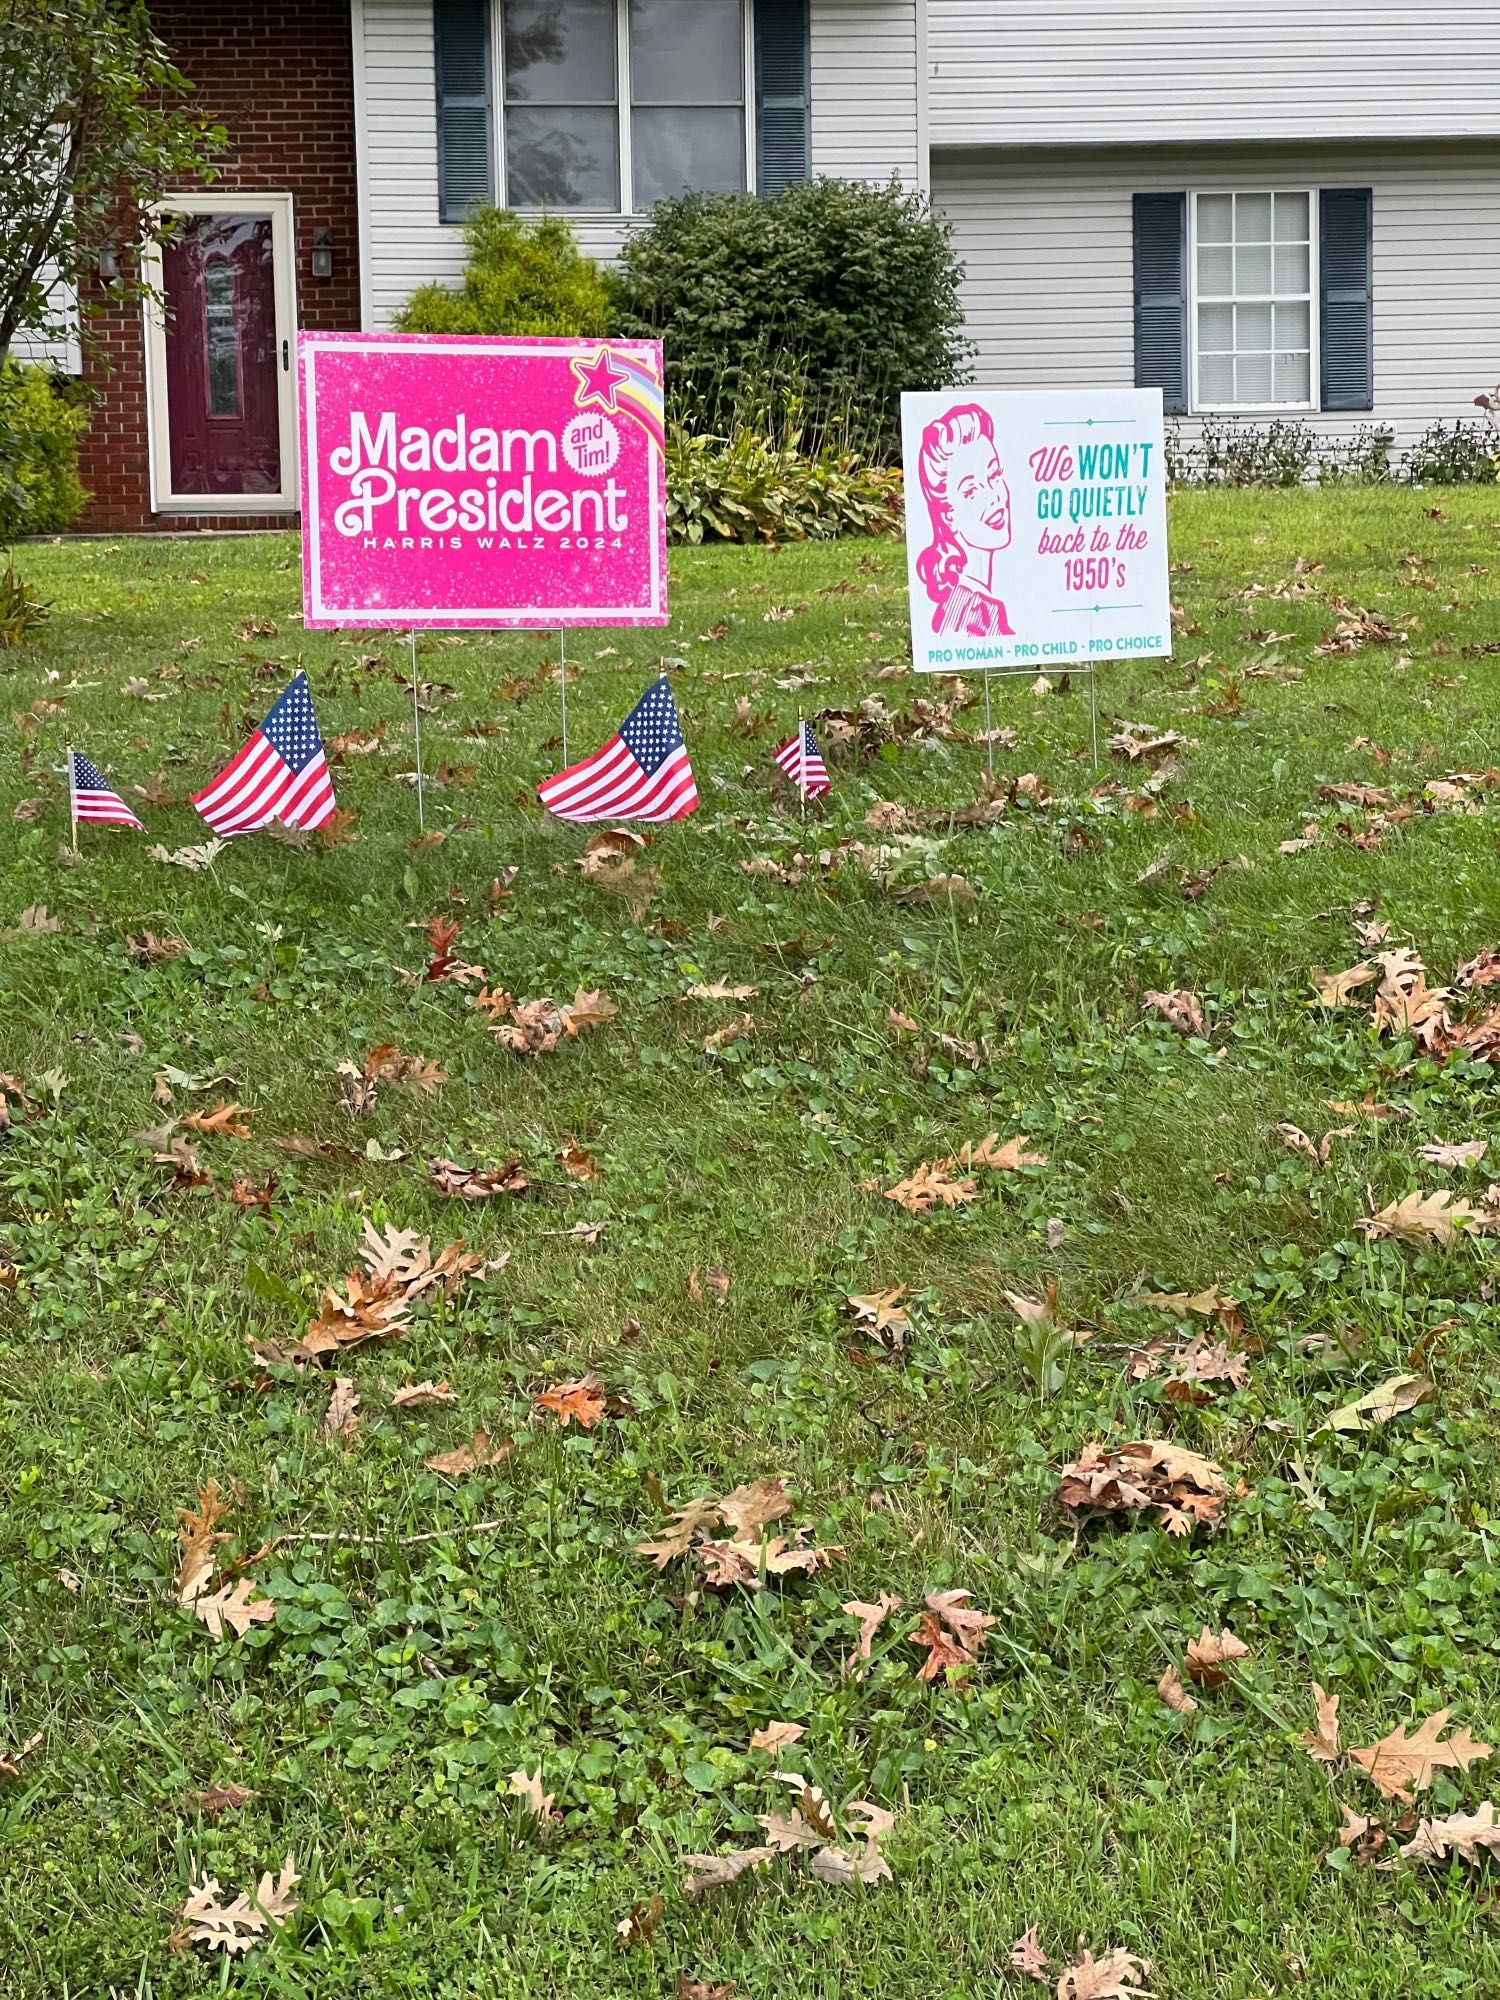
[48,0,1500,530]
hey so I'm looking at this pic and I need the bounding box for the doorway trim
[142,190,299,514]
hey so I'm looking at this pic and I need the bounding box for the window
[1192,191,1315,411]
[202,257,240,418]
[499,0,748,213]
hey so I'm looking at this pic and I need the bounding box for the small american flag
[773,722,830,800]
[69,751,143,829]
[191,670,337,836]
[537,675,698,823]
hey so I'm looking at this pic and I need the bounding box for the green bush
[665,425,903,546]
[0,363,88,540]
[396,208,611,336]
[1400,420,1499,485]
[611,179,973,459]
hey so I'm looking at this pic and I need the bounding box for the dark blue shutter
[1320,187,1374,412]
[1133,193,1188,415]
[435,0,493,224]
[755,0,810,194]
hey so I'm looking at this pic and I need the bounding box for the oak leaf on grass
[1349,1709,1492,1803]
[1057,1440,1229,1535]
[1009,1927,1051,1981]
[390,1379,455,1410]
[634,1496,721,1568]
[176,1480,230,1606]
[846,1287,912,1347]
[687,1264,730,1305]
[1183,1627,1248,1688]
[1140,989,1206,1037]
[319,1376,361,1443]
[1056,1946,1153,2000]
[748,1721,806,1758]
[1300,1682,1342,1764]
[946,1132,1046,1171]
[1399,1802,1500,1864]
[180,1100,252,1139]
[178,1857,299,1955]
[842,1591,903,1672]
[615,1894,665,1948]
[1157,1666,1198,1714]
[680,979,758,1002]
[424,1430,511,1478]
[507,1766,557,1822]
[883,1162,978,1215]
[534,1373,626,1429]
[1358,1190,1491,1248]
[681,1846,776,1897]
[428,1157,527,1200]
[189,1782,256,1816]
[1418,1139,1488,1169]
[909,1588,996,1681]
[194,1579,275,1642]
[1310,960,1378,1007]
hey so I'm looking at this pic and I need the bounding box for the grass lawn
[4,486,1500,1998]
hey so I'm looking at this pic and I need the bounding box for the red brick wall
[77,0,361,531]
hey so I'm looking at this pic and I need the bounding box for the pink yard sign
[298,333,668,630]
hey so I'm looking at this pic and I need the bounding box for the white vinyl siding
[358,0,920,327]
[934,142,1500,447]
[929,3,1500,149]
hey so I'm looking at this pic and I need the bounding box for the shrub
[665,425,903,547]
[0,564,49,647]
[611,179,973,459]
[0,363,88,540]
[396,208,611,337]
[1400,420,1499,485]
[1166,417,1397,488]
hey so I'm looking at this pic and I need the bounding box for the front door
[145,194,298,513]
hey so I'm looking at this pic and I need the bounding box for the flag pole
[65,741,78,851]
[798,712,807,827]
[558,628,568,765]
[408,630,424,834]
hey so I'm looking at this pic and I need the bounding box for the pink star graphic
[572,345,629,413]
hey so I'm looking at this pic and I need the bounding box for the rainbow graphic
[571,344,665,455]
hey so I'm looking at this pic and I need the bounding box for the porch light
[311,228,334,280]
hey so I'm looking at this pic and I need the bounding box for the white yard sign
[900,388,1172,675]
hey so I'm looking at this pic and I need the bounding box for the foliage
[0,363,87,540]
[0,559,48,644]
[8,490,1500,1993]
[0,0,225,365]
[665,422,903,546]
[1166,417,1397,488]
[395,208,610,338]
[611,179,974,457]
[1400,419,1500,486]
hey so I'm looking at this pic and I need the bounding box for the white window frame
[141,190,299,515]
[493,0,755,219]
[1188,188,1320,417]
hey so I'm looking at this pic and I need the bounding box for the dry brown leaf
[704,1012,754,1054]
[507,1766,557,1821]
[1349,1709,1493,1803]
[842,1591,904,1672]
[616,1894,666,1949]
[319,1376,361,1443]
[390,1379,455,1410]
[1418,1139,1488,1169]
[698,1532,841,1590]
[179,1856,299,1956]
[1301,1682,1342,1764]
[1310,961,1378,1006]
[424,1430,511,1478]
[846,1287,912,1348]
[748,1721,806,1758]
[534,1374,620,1429]
[175,1480,230,1606]
[681,1846,776,1897]
[1056,1947,1153,2000]
[194,1579,276,1642]
[1371,948,1451,1047]
[1057,1440,1229,1535]
[0,1731,43,1783]
[126,930,188,963]
[189,1782,256,1816]
[1358,1190,1490,1248]
[634,1496,721,1568]
[808,1839,893,1887]
[681,979,759,1002]
[561,987,618,1035]
[718,1478,794,1538]
[909,1588,996,1682]
[1399,1802,1500,1864]
[946,1132,1047,1171]
[1010,1927,1052,1981]
[1183,1627,1249,1688]
[428,1157,527,1200]
[883,1162,979,1214]
[1136,1287,1235,1317]
[557,1143,599,1182]
[687,1264,730,1305]
[180,1100,252,1139]
[1157,1666,1198,1714]
[1141,989,1206,1037]
[756,1808,829,1852]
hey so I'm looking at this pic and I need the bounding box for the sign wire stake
[1089,667,1100,770]
[982,670,994,780]
[558,628,568,765]
[408,630,425,833]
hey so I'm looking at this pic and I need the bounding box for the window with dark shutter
[435,0,494,224]
[1320,188,1374,412]
[1133,193,1188,416]
[755,0,810,195]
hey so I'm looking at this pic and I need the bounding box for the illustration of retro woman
[915,403,1017,639]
